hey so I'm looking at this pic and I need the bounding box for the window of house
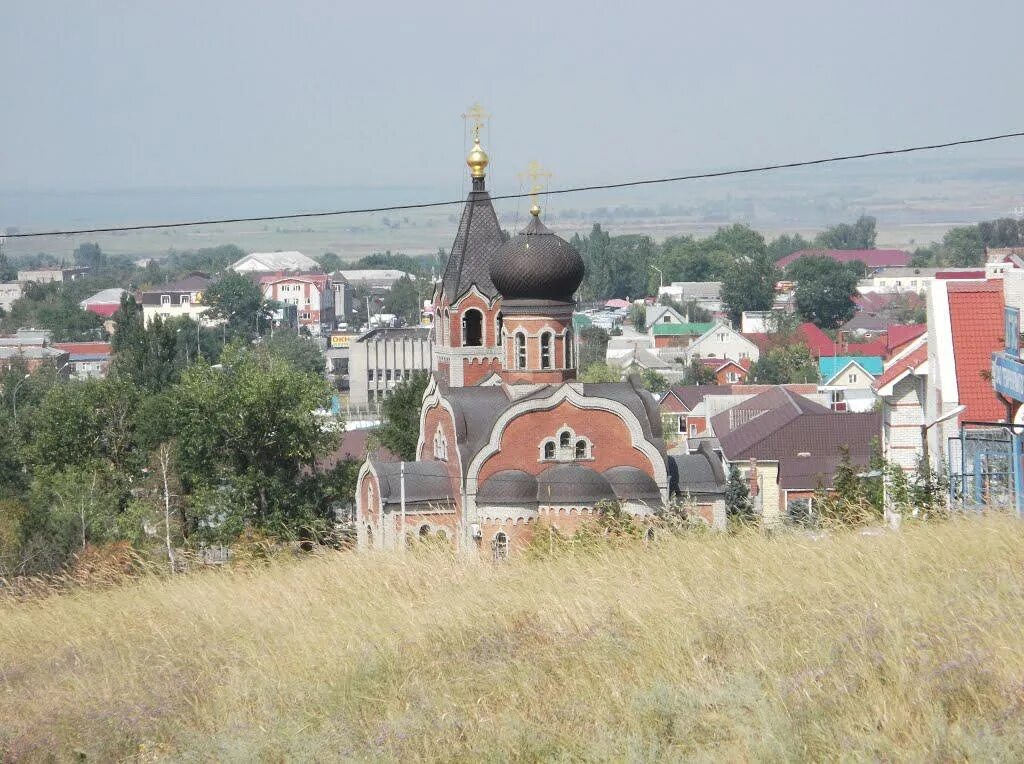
[462,309,483,347]
[575,439,587,459]
[300,312,311,320]
[848,373,857,384]
[739,352,749,359]
[516,333,527,369]
[180,294,191,305]
[663,315,671,322]
[540,332,552,369]
[161,295,171,306]
[559,431,571,449]
[677,416,686,433]
[492,532,509,561]
[718,333,726,342]
[689,423,697,437]
[728,372,739,383]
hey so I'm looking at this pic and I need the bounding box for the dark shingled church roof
[439,179,506,304]
[372,459,454,507]
[490,214,586,302]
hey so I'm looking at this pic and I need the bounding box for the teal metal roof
[819,355,884,381]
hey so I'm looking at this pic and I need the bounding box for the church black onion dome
[489,211,585,302]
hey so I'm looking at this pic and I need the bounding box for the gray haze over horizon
[3,0,1024,224]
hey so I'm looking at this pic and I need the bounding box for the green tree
[110,297,186,393]
[383,276,422,325]
[376,371,429,460]
[637,368,668,393]
[720,252,779,323]
[725,464,753,522]
[202,272,271,337]
[171,343,337,537]
[577,326,609,371]
[316,252,343,272]
[749,343,818,384]
[578,363,623,383]
[814,215,877,250]
[629,303,646,331]
[791,256,860,329]
[0,245,15,281]
[575,225,654,300]
[681,357,716,386]
[73,242,106,271]
[942,226,985,267]
[768,232,812,261]
[263,332,326,377]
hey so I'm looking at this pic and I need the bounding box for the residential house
[925,278,1007,479]
[700,358,750,385]
[230,251,320,274]
[645,304,688,330]
[140,273,213,327]
[711,387,881,525]
[667,441,728,529]
[682,321,760,364]
[0,345,70,374]
[53,342,112,379]
[856,267,940,295]
[818,355,883,413]
[873,334,929,475]
[258,272,335,335]
[656,281,723,314]
[651,322,715,350]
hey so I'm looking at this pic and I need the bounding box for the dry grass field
[3,517,1024,761]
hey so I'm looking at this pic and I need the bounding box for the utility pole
[400,461,407,550]
[650,264,664,292]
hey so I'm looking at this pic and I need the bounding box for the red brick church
[355,136,669,556]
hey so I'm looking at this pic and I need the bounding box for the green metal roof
[651,322,715,336]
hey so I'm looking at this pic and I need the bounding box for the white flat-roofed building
[348,326,432,407]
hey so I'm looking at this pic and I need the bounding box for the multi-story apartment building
[258,272,334,335]
[139,273,213,327]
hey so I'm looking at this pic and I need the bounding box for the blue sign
[1006,307,1020,356]
[992,352,1024,402]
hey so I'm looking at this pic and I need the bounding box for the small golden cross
[462,102,490,142]
[518,160,553,212]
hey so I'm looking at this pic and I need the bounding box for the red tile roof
[84,304,121,318]
[947,281,1005,422]
[886,324,926,354]
[873,343,927,392]
[937,270,986,280]
[53,342,112,357]
[777,249,910,269]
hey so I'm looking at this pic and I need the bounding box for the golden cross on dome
[462,102,490,142]
[518,160,553,216]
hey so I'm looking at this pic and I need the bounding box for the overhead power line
[6,129,1024,239]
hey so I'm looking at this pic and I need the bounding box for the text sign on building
[1006,307,1020,356]
[992,351,1024,402]
[330,334,353,348]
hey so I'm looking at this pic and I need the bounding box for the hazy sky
[4,0,1024,194]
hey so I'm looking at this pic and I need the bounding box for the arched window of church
[543,441,556,460]
[419,524,431,540]
[540,332,552,369]
[367,483,375,511]
[462,309,483,347]
[559,431,571,449]
[492,531,509,561]
[575,439,588,459]
[516,333,527,369]
[565,330,573,368]
[435,309,442,343]
[443,309,451,345]
[496,312,503,346]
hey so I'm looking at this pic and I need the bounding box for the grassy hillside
[4,517,1024,761]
